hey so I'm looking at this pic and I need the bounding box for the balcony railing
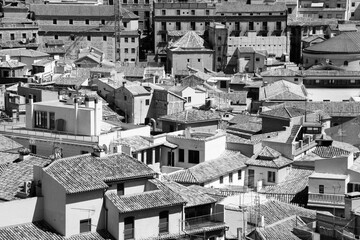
[0,124,99,143]
[308,193,345,207]
[184,213,224,232]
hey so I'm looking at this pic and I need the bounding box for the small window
[131,58,135,62]
[124,217,134,239]
[187,97,191,103]
[179,149,184,162]
[101,19,106,25]
[125,48,128,53]
[256,58,260,62]
[352,2,355,7]
[146,149,152,164]
[344,61,348,66]
[103,36,107,41]
[53,19,57,24]
[220,176,223,184]
[294,78,298,82]
[162,10,166,15]
[10,34,15,40]
[81,151,88,154]
[131,37,135,43]
[191,10,195,15]
[145,99,150,105]
[188,150,200,164]
[69,19,73,24]
[125,37,128,43]
[177,10,180,15]
[124,96,127,101]
[22,33,26,39]
[159,211,169,233]
[80,219,91,233]
[87,36,91,41]
[238,170,242,180]
[198,58,201,62]
[85,19,89,25]
[319,185,324,194]
[267,171,276,183]
[117,183,124,195]
[54,35,58,40]
[229,173,233,183]
[206,10,209,15]
[131,48,136,53]
[70,35,75,41]
[123,22,128,28]
[30,145,36,154]
[134,0,138,3]
[123,0,127,3]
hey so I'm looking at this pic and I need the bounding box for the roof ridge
[284,106,292,118]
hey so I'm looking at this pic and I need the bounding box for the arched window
[344,61,348,66]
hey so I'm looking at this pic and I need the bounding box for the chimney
[85,96,95,108]
[26,94,34,129]
[92,144,107,157]
[122,81,126,88]
[18,147,31,161]
[345,192,360,219]
[184,127,191,138]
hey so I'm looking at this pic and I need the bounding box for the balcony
[293,135,317,155]
[183,213,226,233]
[308,193,345,208]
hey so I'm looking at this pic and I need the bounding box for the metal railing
[184,213,224,231]
[308,193,345,205]
[0,124,99,143]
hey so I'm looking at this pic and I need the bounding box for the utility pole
[114,0,122,61]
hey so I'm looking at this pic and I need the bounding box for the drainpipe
[74,98,78,135]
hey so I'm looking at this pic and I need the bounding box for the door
[248,169,255,188]
[167,151,174,166]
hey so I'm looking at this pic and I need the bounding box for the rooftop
[169,31,212,52]
[260,106,308,120]
[259,80,308,101]
[216,2,287,13]
[246,147,292,168]
[105,179,185,213]
[44,153,156,194]
[312,145,351,158]
[0,49,49,58]
[166,150,248,184]
[159,109,221,123]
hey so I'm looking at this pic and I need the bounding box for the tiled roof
[301,35,325,43]
[216,2,286,13]
[159,109,221,123]
[248,200,316,226]
[228,114,261,125]
[260,106,308,120]
[261,68,300,77]
[0,60,26,69]
[53,76,87,87]
[286,125,302,144]
[167,30,204,37]
[116,66,145,77]
[45,39,64,46]
[226,131,279,145]
[227,122,262,133]
[105,179,185,213]
[39,25,115,33]
[283,101,360,117]
[246,147,292,168]
[125,85,151,96]
[0,49,49,58]
[113,135,158,152]
[0,134,23,151]
[0,221,115,240]
[44,153,156,194]
[170,31,206,50]
[186,185,227,201]
[0,155,51,201]
[162,180,217,207]
[304,32,360,54]
[167,150,248,184]
[312,146,350,158]
[29,4,138,19]
[253,216,304,240]
[261,168,314,194]
[259,80,307,101]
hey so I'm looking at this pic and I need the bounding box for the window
[81,150,89,154]
[267,171,276,183]
[124,96,127,101]
[352,12,355,17]
[35,111,47,128]
[85,19,89,25]
[131,37,135,42]
[218,36,221,41]
[155,147,160,163]
[131,48,136,53]
[123,22,128,28]
[29,145,36,154]
[352,2,356,7]
[80,219,91,233]
[179,149,184,162]
[87,36,91,41]
[276,22,282,30]
[319,185,324,194]
[117,183,124,195]
[198,59,201,62]
[22,33,26,39]
[188,150,200,164]
[159,211,169,233]
[344,61,348,66]
[145,0,149,3]
[0,34,2,40]
[125,37,128,43]
[134,0,138,3]
[131,58,135,62]
[229,173,233,183]
[176,10,180,15]
[49,112,55,130]
[220,176,223,184]
[69,19,73,24]
[145,99,150,105]
[249,22,254,30]
[161,22,166,30]
[54,35,58,40]
[220,81,226,88]
[123,0,127,3]
[124,58,128,62]
[187,97,191,103]
[146,149,152,164]
[162,10,166,15]
[101,19,105,25]
[190,22,195,30]
[206,10,209,15]
[10,33,15,40]
[176,22,181,30]
[124,217,134,239]
[256,58,260,62]
[238,170,242,179]
[134,11,138,16]
[53,19,57,24]
[145,11,150,17]
[191,10,195,15]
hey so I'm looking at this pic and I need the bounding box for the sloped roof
[216,2,287,13]
[0,221,115,240]
[169,31,212,52]
[125,85,151,96]
[246,147,292,168]
[159,109,221,123]
[0,155,51,201]
[304,32,360,54]
[260,106,308,120]
[261,168,314,194]
[105,179,185,213]
[166,150,248,184]
[0,60,26,69]
[229,114,261,125]
[0,49,49,58]
[261,68,300,77]
[259,80,308,101]
[312,146,351,158]
[162,180,217,207]
[257,146,281,159]
[44,153,156,194]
